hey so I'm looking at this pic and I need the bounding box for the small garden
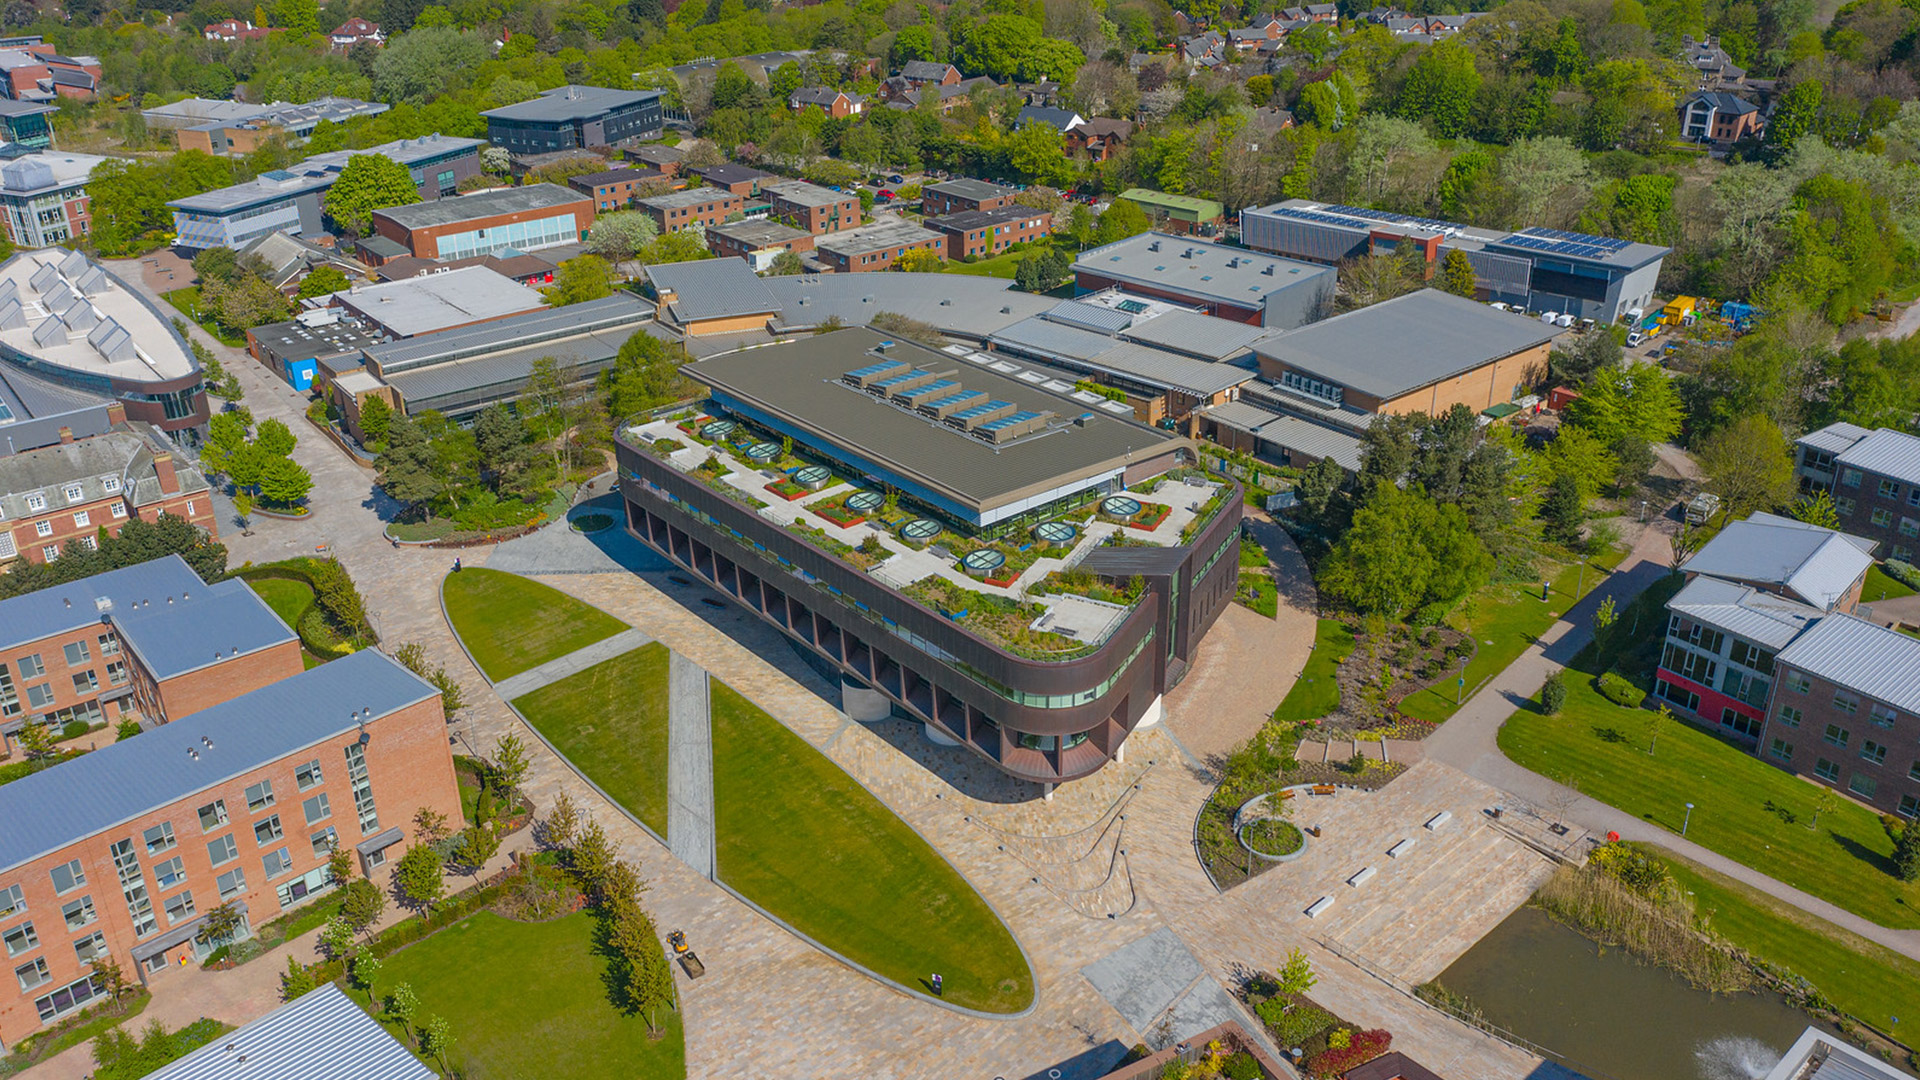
[2,978,150,1074]
[904,574,1097,659]
[1234,570,1277,618]
[233,556,378,665]
[1243,950,1393,1077]
[378,396,601,545]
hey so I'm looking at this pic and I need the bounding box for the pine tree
[1439,249,1477,298]
[1895,820,1920,882]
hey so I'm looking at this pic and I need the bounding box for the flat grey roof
[330,266,547,338]
[144,984,433,1080]
[1117,309,1271,362]
[373,183,587,229]
[1252,288,1556,399]
[765,179,849,208]
[481,85,662,122]
[646,257,779,321]
[761,272,1052,335]
[707,219,811,247]
[366,292,652,373]
[111,577,297,680]
[385,323,642,407]
[925,206,1041,232]
[925,178,1015,202]
[688,326,1185,512]
[815,221,943,257]
[0,649,436,874]
[1074,232,1333,309]
[638,187,737,210]
[0,553,201,653]
[1201,402,1364,470]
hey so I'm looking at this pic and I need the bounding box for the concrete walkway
[1424,523,1920,960]
[667,652,716,881]
[491,627,654,701]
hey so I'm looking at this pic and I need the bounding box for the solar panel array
[1319,204,1459,233]
[1265,205,1374,230]
[1498,228,1632,261]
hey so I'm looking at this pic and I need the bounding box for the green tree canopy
[1398,39,1481,138]
[324,153,420,236]
[1564,361,1682,446]
[295,265,352,300]
[543,255,616,307]
[1320,482,1492,617]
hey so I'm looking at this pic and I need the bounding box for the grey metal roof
[1681,514,1876,612]
[1118,309,1270,362]
[1835,427,1920,487]
[480,84,662,122]
[1665,576,1821,650]
[144,984,433,1080]
[693,163,774,187]
[365,293,651,373]
[0,649,436,874]
[1200,403,1364,471]
[764,179,850,209]
[1777,613,1920,715]
[0,554,200,653]
[385,325,635,407]
[646,257,779,321]
[1797,421,1872,456]
[332,267,548,339]
[110,578,297,681]
[706,219,811,248]
[374,183,587,229]
[922,177,1015,202]
[1073,232,1333,310]
[1041,300,1133,335]
[687,327,1185,512]
[814,221,943,257]
[355,825,404,855]
[1084,342,1255,396]
[762,272,1052,336]
[1252,289,1557,400]
[991,316,1121,362]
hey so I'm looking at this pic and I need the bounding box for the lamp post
[1682,802,1695,836]
[1639,500,1648,523]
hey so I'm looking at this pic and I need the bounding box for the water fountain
[1695,1035,1784,1080]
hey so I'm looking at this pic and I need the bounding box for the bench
[1305,896,1336,919]
[1277,789,1297,801]
[1311,785,1337,797]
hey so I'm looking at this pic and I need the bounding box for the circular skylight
[1102,496,1143,517]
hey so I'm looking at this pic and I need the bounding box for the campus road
[1424,517,1920,961]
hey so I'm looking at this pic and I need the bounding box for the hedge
[230,562,377,659]
[1596,671,1644,708]
[1887,560,1920,590]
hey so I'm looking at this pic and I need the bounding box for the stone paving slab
[1080,927,1205,1031]
[491,628,655,700]
[667,651,716,880]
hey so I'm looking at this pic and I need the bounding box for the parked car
[887,173,905,184]
[1625,330,1645,347]
[878,189,895,200]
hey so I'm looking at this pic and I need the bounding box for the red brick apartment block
[763,180,861,234]
[0,649,457,1047]
[637,187,745,233]
[0,421,216,567]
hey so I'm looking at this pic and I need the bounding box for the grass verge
[1273,619,1355,722]
[1398,547,1627,723]
[1234,571,1277,618]
[371,910,684,1080]
[442,568,627,681]
[1865,563,1917,602]
[708,680,1033,1013]
[513,644,672,836]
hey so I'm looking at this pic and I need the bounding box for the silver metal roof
[373,182,587,229]
[365,293,651,373]
[1835,427,1920,487]
[1680,513,1876,612]
[111,577,298,680]
[990,316,1119,362]
[144,984,433,1080]
[0,650,436,874]
[1777,613,1920,715]
[1199,402,1364,470]
[1252,288,1557,400]
[814,220,944,257]
[1118,309,1272,362]
[1796,421,1873,456]
[646,257,779,321]
[763,272,1051,336]
[1073,231,1333,309]
[1084,341,1255,397]
[1665,575,1821,650]
[1042,299,1133,335]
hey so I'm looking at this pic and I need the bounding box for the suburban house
[328,17,383,50]
[1065,118,1134,162]
[789,87,865,118]
[1680,91,1763,146]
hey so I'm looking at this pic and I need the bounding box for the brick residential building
[691,163,776,197]
[920,178,1020,217]
[705,219,814,271]
[327,17,383,51]
[0,424,215,567]
[812,220,945,272]
[636,187,744,233]
[1762,614,1920,820]
[567,166,664,211]
[0,649,458,1046]
[925,206,1052,261]
[369,184,593,260]
[789,87,865,118]
[763,180,860,234]
[0,556,300,745]
[1793,424,1920,563]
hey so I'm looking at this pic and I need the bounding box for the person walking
[930,973,943,997]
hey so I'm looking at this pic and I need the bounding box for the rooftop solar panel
[899,379,958,399]
[846,360,899,379]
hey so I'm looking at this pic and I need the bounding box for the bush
[61,720,91,740]
[1304,1028,1390,1076]
[1888,560,1920,589]
[1256,997,1333,1046]
[1596,671,1644,707]
[1223,1052,1262,1080]
[1410,600,1450,627]
[1541,672,1568,715]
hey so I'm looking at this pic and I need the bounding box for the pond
[1437,907,1832,1080]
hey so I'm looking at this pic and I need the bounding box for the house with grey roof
[1681,90,1762,146]
[1793,423,1920,563]
[0,422,215,567]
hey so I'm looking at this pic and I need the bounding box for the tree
[386,983,420,1045]
[1894,820,1920,882]
[767,250,806,276]
[341,877,386,933]
[571,818,615,896]
[358,394,392,449]
[1550,331,1621,387]
[372,26,488,103]
[325,154,421,236]
[472,404,532,494]
[1609,437,1656,494]
[257,455,313,507]
[1811,787,1838,831]
[1500,136,1593,225]
[1563,362,1681,446]
[586,211,659,264]
[280,955,316,1000]
[1763,79,1823,164]
[350,953,382,1004]
[1007,123,1074,187]
[1321,483,1491,616]
[422,1015,455,1072]
[491,733,530,799]
[394,844,445,912]
[15,720,52,761]
[194,902,245,949]
[1645,704,1671,756]
[319,918,356,960]
[601,332,690,420]
[1790,490,1841,529]
[1541,471,1585,546]
[1092,199,1150,245]
[412,805,451,847]
[1541,671,1568,714]
[454,824,500,877]
[891,247,944,273]
[1695,415,1797,523]
[1438,249,1477,298]
[295,265,351,300]
[544,255,616,307]
[1397,39,1481,138]
[1276,947,1317,999]
[542,792,580,851]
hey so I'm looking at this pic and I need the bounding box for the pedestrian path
[667,651,716,880]
[491,627,653,701]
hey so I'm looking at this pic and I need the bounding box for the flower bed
[1243,980,1391,1079]
[1101,502,1171,531]
[814,503,866,526]
[765,479,814,501]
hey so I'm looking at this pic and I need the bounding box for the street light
[1639,500,1648,523]
[1683,802,1695,836]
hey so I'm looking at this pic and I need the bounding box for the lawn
[941,249,1024,279]
[708,680,1033,1013]
[372,910,684,1080]
[1864,563,1917,602]
[160,286,249,348]
[513,644,672,836]
[246,577,314,626]
[1655,846,1920,1030]
[1501,676,1920,929]
[1398,548,1628,724]
[1234,571,1277,618]
[1273,619,1355,722]
[442,568,628,681]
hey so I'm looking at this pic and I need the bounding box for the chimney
[105,401,125,425]
[153,452,179,494]
[58,426,72,444]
